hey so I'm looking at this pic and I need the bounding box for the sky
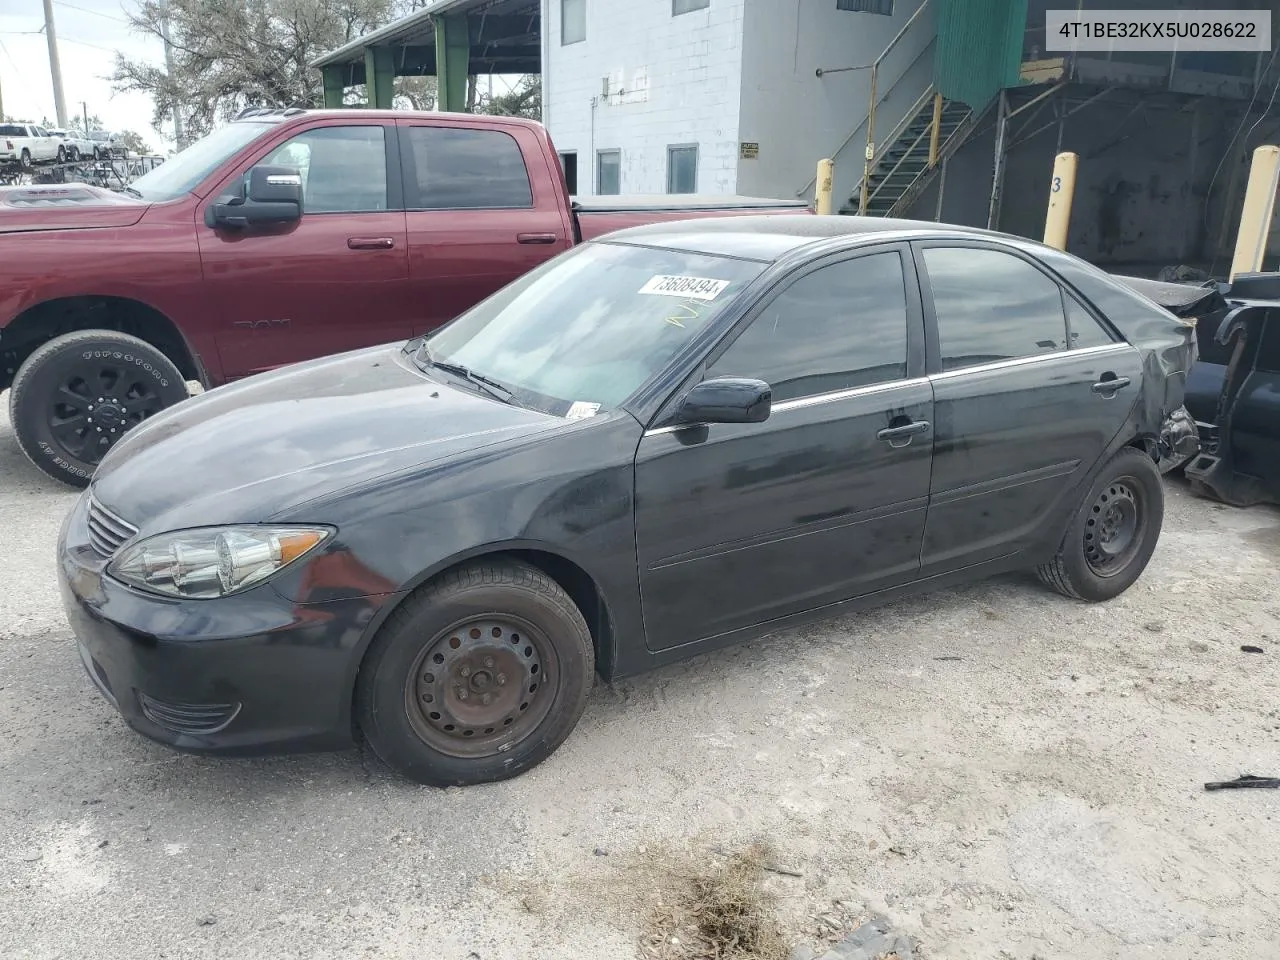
[0,0,171,149]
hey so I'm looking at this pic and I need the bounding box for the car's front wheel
[56,145,66,164]
[1037,446,1164,602]
[9,330,189,487]
[356,561,595,786]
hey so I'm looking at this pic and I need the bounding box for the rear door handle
[877,420,931,446]
[517,233,559,244]
[347,237,395,250]
[1091,376,1131,395]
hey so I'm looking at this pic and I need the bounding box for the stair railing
[800,0,934,202]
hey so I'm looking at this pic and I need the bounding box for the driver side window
[261,126,388,214]
[706,251,910,403]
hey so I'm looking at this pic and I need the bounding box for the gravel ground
[1,404,1278,960]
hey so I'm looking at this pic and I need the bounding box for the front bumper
[57,494,387,756]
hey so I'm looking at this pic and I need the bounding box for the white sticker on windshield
[566,401,601,420]
[638,275,731,301]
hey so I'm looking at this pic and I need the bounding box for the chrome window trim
[929,343,1131,381]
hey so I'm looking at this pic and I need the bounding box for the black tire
[19,149,31,170]
[1037,446,1164,602]
[356,560,595,786]
[56,146,66,164]
[92,147,101,161]
[69,147,79,162]
[9,330,189,488]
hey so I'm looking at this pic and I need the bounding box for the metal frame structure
[310,0,540,113]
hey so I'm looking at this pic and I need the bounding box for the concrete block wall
[543,0,746,196]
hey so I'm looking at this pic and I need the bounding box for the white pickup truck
[0,122,64,168]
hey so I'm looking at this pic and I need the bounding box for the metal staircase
[840,88,979,217]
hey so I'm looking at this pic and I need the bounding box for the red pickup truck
[0,108,808,486]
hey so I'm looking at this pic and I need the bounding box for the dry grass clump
[640,842,789,960]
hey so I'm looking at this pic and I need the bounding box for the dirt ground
[1,405,1277,959]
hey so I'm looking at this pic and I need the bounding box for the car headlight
[108,526,332,599]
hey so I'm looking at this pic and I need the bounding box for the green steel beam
[364,46,396,108]
[435,13,470,112]
[322,64,346,108]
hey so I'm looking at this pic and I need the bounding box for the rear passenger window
[1065,294,1115,349]
[708,252,909,402]
[404,127,534,210]
[922,247,1068,372]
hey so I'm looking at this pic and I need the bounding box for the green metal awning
[934,0,1027,111]
[311,0,539,111]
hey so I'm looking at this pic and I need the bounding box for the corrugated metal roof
[934,0,1027,110]
[312,0,537,68]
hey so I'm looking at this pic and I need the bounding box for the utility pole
[157,0,184,148]
[0,74,6,122]
[41,0,68,127]
[81,100,89,135]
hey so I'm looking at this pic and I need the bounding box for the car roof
[599,214,1022,262]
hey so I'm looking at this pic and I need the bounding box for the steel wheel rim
[404,613,559,759]
[1084,476,1145,577]
[47,358,168,465]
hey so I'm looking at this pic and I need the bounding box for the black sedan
[58,216,1196,786]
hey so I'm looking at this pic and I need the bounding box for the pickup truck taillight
[3,141,12,150]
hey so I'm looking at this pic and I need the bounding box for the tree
[70,113,105,137]
[111,0,408,138]
[476,75,541,121]
[116,130,155,155]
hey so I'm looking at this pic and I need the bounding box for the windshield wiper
[121,185,144,199]
[413,343,518,405]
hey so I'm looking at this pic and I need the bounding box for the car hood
[0,184,149,234]
[91,344,565,532]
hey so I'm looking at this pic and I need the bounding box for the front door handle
[1091,375,1132,395]
[877,420,931,447]
[517,233,559,244]
[348,237,395,250]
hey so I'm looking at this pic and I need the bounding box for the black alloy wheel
[9,330,189,487]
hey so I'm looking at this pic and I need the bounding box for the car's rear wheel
[355,560,595,786]
[1037,446,1164,602]
[19,149,31,170]
[9,330,189,487]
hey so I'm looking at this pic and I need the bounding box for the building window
[667,144,698,194]
[559,152,578,194]
[596,149,621,195]
[673,0,710,15]
[562,0,585,44]
[837,0,894,13]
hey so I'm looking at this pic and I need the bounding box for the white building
[542,0,930,203]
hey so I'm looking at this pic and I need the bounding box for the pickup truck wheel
[9,330,188,488]
[356,560,595,786]
[1036,447,1164,603]
[19,149,32,170]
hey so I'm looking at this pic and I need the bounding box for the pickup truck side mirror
[677,377,772,425]
[205,165,303,230]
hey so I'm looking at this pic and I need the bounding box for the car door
[914,241,1146,574]
[196,121,411,380]
[633,245,934,651]
[396,120,572,336]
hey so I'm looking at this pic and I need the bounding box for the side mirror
[205,165,303,229]
[677,377,772,425]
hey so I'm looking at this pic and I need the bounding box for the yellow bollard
[1230,145,1280,280]
[1042,151,1078,250]
[815,158,834,215]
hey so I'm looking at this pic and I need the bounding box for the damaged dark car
[57,216,1197,787]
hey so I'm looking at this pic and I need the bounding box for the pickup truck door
[395,118,572,336]
[196,120,412,380]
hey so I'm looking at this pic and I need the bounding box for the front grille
[86,496,138,559]
[137,691,242,736]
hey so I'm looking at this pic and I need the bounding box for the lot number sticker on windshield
[566,401,601,420]
[638,275,731,301]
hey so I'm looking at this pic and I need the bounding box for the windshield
[422,241,765,415]
[127,121,276,201]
